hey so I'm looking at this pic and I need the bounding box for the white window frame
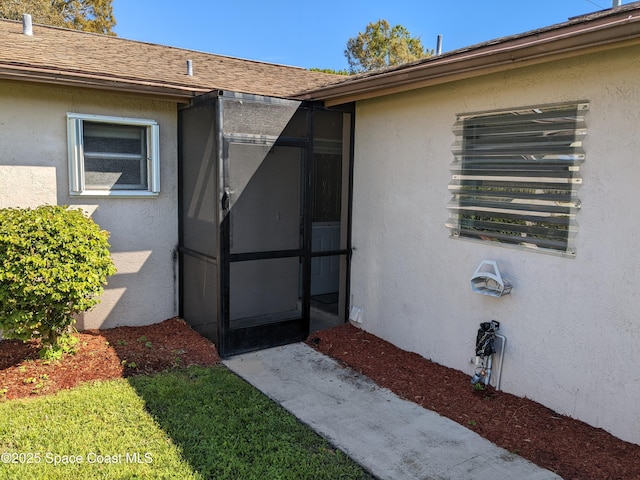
[67,113,160,197]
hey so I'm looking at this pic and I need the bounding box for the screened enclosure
[178,91,353,357]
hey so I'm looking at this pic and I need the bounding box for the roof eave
[0,64,211,102]
[295,9,640,106]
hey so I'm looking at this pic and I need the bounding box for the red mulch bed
[307,323,640,480]
[0,317,218,399]
[1,318,639,479]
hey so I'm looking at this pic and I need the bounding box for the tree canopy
[309,67,350,76]
[345,19,431,74]
[0,0,116,35]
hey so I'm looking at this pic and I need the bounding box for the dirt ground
[1,318,638,480]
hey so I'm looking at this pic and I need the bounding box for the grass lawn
[0,365,373,480]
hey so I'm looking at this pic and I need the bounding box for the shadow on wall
[62,174,179,329]
[0,162,178,331]
[74,249,154,331]
[72,235,178,331]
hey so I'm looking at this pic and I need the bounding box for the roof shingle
[0,18,343,100]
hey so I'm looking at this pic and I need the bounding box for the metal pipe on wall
[22,14,33,36]
[494,334,507,391]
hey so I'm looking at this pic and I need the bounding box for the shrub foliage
[0,206,116,354]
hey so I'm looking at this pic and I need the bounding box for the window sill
[69,190,160,198]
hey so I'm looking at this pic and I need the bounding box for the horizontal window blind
[447,102,588,255]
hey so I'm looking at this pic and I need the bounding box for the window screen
[83,123,147,190]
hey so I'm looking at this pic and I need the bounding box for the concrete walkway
[223,343,562,480]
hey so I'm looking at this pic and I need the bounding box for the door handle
[221,189,230,211]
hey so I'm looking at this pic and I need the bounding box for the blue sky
[112,0,629,71]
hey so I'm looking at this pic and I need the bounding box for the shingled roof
[0,18,345,101]
[6,3,639,107]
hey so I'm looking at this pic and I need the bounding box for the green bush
[0,205,116,357]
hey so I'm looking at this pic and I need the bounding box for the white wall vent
[471,260,512,297]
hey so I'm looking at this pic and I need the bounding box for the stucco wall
[349,45,640,444]
[0,81,178,329]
